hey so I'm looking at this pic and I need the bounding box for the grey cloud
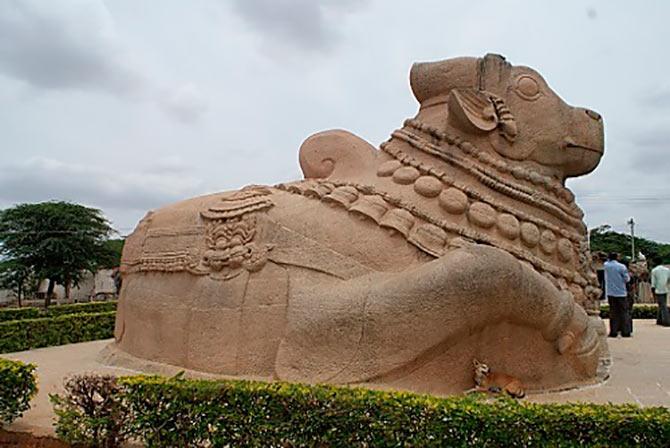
[632,128,670,147]
[230,0,368,53]
[629,126,670,173]
[0,157,204,212]
[160,83,208,124]
[639,88,670,110]
[0,0,144,95]
[1,0,669,243]
[0,0,206,122]
[142,156,194,175]
[571,180,670,241]
[570,133,670,242]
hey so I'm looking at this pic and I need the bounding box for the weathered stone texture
[113,54,607,394]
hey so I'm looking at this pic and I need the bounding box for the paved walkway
[4,320,670,437]
[529,320,670,407]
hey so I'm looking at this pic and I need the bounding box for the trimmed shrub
[0,301,117,323]
[0,307,41,323]
[0,311,116,353]
[51,374,670,447]
[50,374,128,448]
[46,301,117,317]
[0,358,38,425]
[600,304,659,319]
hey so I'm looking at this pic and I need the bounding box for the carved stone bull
[110,54,608,394]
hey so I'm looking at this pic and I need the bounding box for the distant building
[0,289,14,305]
[1,268,119,306]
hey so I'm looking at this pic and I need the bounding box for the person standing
[604,252,631,337]
[621,258,636,334]
[650,257,670,327]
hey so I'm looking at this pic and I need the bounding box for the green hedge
[0,311,116,353]
[600,304,659,319]
[0,307,41,323]
[0,301,117,323]
[51,374,670,448]
[46,301,117,317]
[0,358,38,425]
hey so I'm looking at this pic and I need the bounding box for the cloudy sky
[0,0,668,242]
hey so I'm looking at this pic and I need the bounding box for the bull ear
[486,94,534,161]
[448,89,498,133]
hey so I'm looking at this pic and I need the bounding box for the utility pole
[627,218,635,261]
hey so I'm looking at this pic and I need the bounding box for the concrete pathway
[530,320,670,407]
[4,320,670,438]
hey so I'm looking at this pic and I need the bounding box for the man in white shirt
[650,257,670,327]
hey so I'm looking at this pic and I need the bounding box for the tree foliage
[589,224,670,263]
[0,259,34,306]
[0,202,115,305]
[101,239,125,269]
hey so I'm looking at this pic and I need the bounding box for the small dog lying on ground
[471,359,525,398]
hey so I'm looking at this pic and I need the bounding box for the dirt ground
[0,430,68,447]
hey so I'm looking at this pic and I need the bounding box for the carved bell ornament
[379,208,415,237]
[348,194,389,223]
[322,185,359,207]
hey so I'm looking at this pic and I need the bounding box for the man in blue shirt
[604,252,631,337]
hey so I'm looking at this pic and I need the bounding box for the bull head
[409,54,604,180]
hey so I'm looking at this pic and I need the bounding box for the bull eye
[515,75,541,100]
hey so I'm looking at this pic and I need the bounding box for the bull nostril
[585,109,601,121]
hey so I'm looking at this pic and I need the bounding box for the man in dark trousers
[604,252,631,337]
[621,258,636,334]
[650,256,670,326]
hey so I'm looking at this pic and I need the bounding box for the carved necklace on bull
[375,88,598,299]
[380,89,585,226]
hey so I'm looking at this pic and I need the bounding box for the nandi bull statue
[110,54,608,394]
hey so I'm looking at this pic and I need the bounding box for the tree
[100,239,125,269]
[0,259,34,307]
[589,225,670,263]
[0,202,115,307]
